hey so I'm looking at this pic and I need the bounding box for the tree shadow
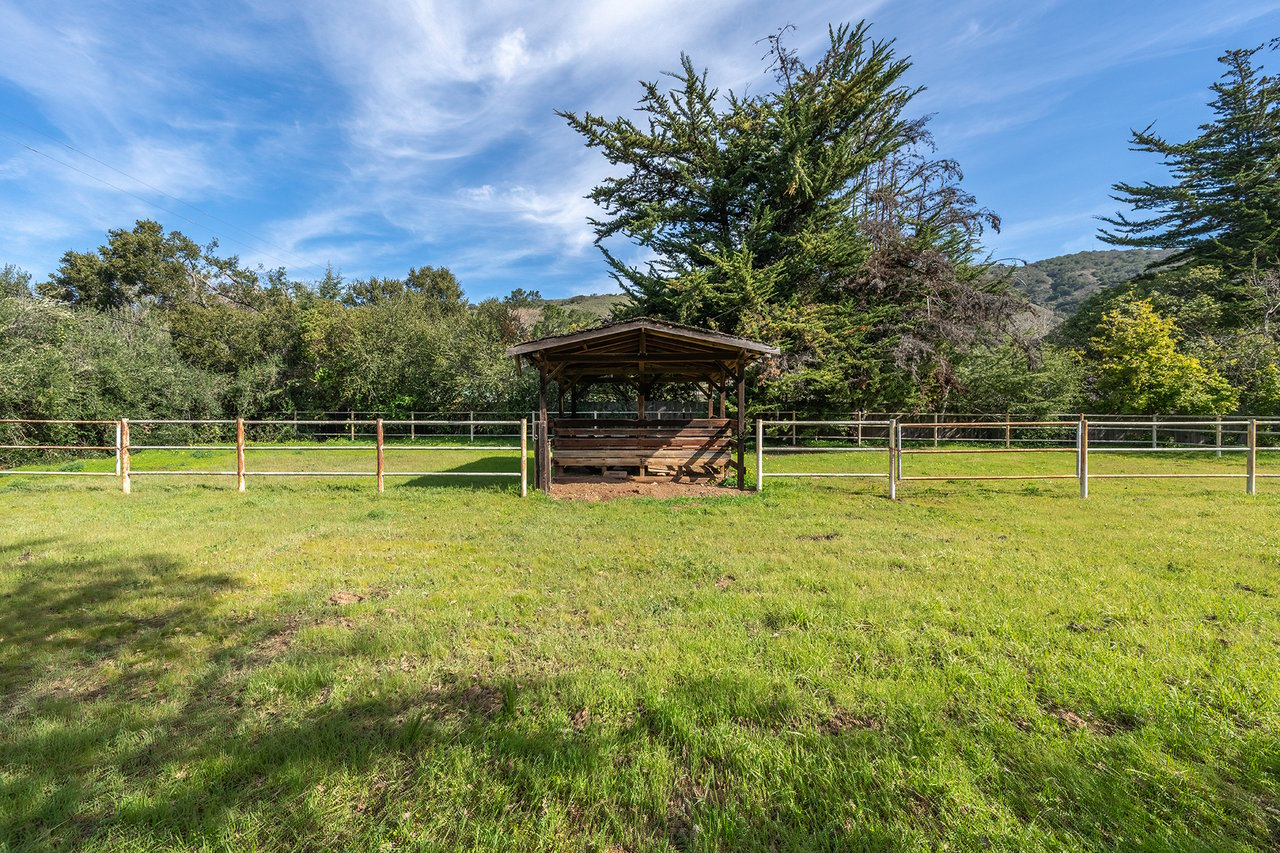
[395,455,525,492]
[3,542,1276,850]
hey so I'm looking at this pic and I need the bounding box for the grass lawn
[1,446,1278,851]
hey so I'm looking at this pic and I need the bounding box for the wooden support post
[735,367,746,490]
[115,421,122,476]
[755,418,764,492]
[888,417,897,501]
[637,384,646,420]
[121,418,131,495]
[719,390,726,419]
[538,369,550,492]
[376,418,384,493]
[707,391,714,418]
[1079,418,1089,499]
[519,418,528,497]
[1247,417,1257,496]
[1216,420,1222,458]
[349,411,355,441]
[410,413,416,441]
[236,417,246,492]
[856,415,863,447]
[469,411,475,444]
[1151,414,1158,449]
[933,413,939,448]
[1005,415,1011,449]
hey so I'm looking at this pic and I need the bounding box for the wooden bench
[550,418,733,480]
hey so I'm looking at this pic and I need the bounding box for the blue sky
[1,1,1278,301]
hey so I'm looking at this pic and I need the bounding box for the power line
[0,124,332,278]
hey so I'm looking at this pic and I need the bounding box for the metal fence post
[1247,417,1257,496]
[236,417,246,492]
[756,418,765,492]
[1079,418,1089,499]
[520,418,528,497]
[888,417,898,500]
[121,418,131,495]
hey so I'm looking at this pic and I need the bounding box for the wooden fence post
[933,413,940,447]
[888,417,897,501]
[115,420,122,477]
[121,418,131,494]
[1151,414,1158,449]
[756,418,764,492]
[349,411,355,441]
[1247,417,1256,496]
[1005,415,1011,449]
[469,411,475,444]
[1079,418,1089,499]
[236,417,246,492]
[376,418,385,493]
[520,418,528,497]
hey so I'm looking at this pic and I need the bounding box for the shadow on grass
[2,542,1277,850]
[396,455,525,492]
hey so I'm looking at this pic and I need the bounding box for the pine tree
[1100,43,1280,281]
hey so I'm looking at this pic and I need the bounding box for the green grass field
[2,446,1279,851]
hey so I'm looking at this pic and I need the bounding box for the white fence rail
[757,417,1278,499]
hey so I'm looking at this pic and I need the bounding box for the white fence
[756,417,1277,499]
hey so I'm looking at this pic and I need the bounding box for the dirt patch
[326,591,365,606]
[821,710,883,735]
[1235,582,1271,597]
[571,707,592,731]
[798,533,840,541]
[548,480,745,502]
[1048,704,1134,735]
[714,575,735,590]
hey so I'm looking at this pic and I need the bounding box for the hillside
[1007,249,1173,315]
[544,292,632,319]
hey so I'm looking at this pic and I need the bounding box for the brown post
[719,390,726,419]
[121,418,131,494]
[538,368,550,491]
[735,366,746,489]
[707,386,714,418]
[1005,415,1011,449]
[236,417,246,492]
[637,384,646,420]
[376,418,384,493]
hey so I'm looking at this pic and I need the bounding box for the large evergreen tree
[562,23,1014,411]
[1100,43,1280,280]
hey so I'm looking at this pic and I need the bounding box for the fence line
[2,418,528,497]
[757,417,1275,499]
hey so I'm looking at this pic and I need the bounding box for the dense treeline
[3,27,1278,423]
[0,244,590,424]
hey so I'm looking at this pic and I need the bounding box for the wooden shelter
[507,318,779,491]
